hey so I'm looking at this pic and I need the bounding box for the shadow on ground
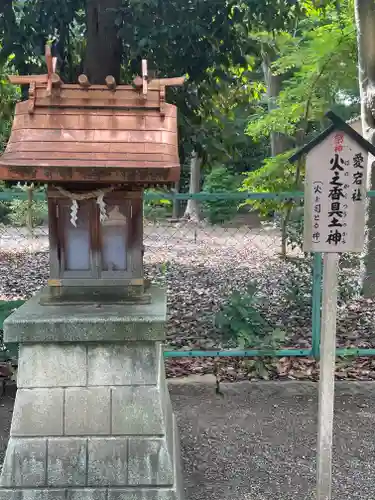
[1,380,375,499]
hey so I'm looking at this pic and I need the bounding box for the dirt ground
[1,380,375,499]
[2,220,375,381]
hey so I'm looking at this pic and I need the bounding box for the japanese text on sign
[304,131,367,253]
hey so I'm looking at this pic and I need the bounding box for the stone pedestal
[0,287,183,500]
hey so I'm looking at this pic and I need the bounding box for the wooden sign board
[303,130,368,253]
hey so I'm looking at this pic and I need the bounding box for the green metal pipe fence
[1,189,375,361]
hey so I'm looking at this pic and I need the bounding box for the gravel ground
[2,380,375,499]
[1,220,375,380]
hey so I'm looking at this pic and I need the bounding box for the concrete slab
[2,380,375,499]
[3,286,166,343]
[169,380,375,500]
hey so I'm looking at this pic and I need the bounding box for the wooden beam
[45,45,53,76]
[160,86,166,117]
[51,73,62,88]
[8,75,48,85]
[78,74,91,88]
[142,59,148,98]
[156,77,186,87]
[133,75,143,88]
[105,75,116,90]
[28,82,36,114]
[132,75,186,90]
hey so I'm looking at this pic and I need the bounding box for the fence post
[312,252,323,359]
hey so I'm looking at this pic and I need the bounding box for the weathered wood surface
[5,141,175,154]
[0,165,180,184]
[12,114,177,131]
[1,81,180,183]
[6,129,177,144]
[15,100,177,117]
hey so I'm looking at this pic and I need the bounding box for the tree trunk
[261,49,292,156]
[84,0,122,84]
[262,48,294,257]
[355,0,375,296]
[172,181,180,219]
[183,151,202,221]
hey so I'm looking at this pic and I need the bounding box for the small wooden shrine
[0,47,185,304]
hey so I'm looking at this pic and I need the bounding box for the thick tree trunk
[84,0,122,84]
[262,49,292,156]
[355,0,375,296]
[183,151,202,221]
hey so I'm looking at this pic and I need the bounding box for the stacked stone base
[0,487,179,500]
[0,290,183,500]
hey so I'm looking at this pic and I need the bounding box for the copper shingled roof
[0,56,184,185]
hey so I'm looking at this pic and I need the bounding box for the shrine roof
[0,54,184,185]
[289,111,375,163]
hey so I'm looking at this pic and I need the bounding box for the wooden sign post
[289,111,375,500]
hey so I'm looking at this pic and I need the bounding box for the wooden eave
[0,80,182,185]
[289,111,375,163]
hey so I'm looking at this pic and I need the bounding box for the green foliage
[243,1,358,202]
[0,299,26,361]
[194,70,267,168]
[281,258,314,309]
[240,151,299,217]
[281,253,361,309]
[202,167,241,224]
[254,3,357,136]
[0,54,20,151]
[338,254,362,303]
[113,0,255,167]
[143,189,172,221]
[215,283,286,353]
[144,189,172,209]
[0,184,48,228]
[0,203,10,224]
[0,0,354,202]
[7,199,48,227]
[0,0,265,183]
[0,182,10,223]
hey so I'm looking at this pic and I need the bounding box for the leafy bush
[0,54,20,152]
[0,181,10,223]
[215,282,285,352]
[203,166,241,224]
[8,199,48,227]
[143,189,172,220]
[0,203,10,224]
[0,300,25,362]
[280,254,361,311]
[240,151,299,218]
[280,258,314,310]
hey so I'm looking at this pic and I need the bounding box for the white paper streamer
[54,185,115,227]
[17,181,34,191]
[96,193,108,223]
[70,199,79,227]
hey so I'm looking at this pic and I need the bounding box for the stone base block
[0,291,184,499]
[0,489,179,500]
[3,287,166,343]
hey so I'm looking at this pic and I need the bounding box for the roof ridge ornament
[7,51,186,117]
